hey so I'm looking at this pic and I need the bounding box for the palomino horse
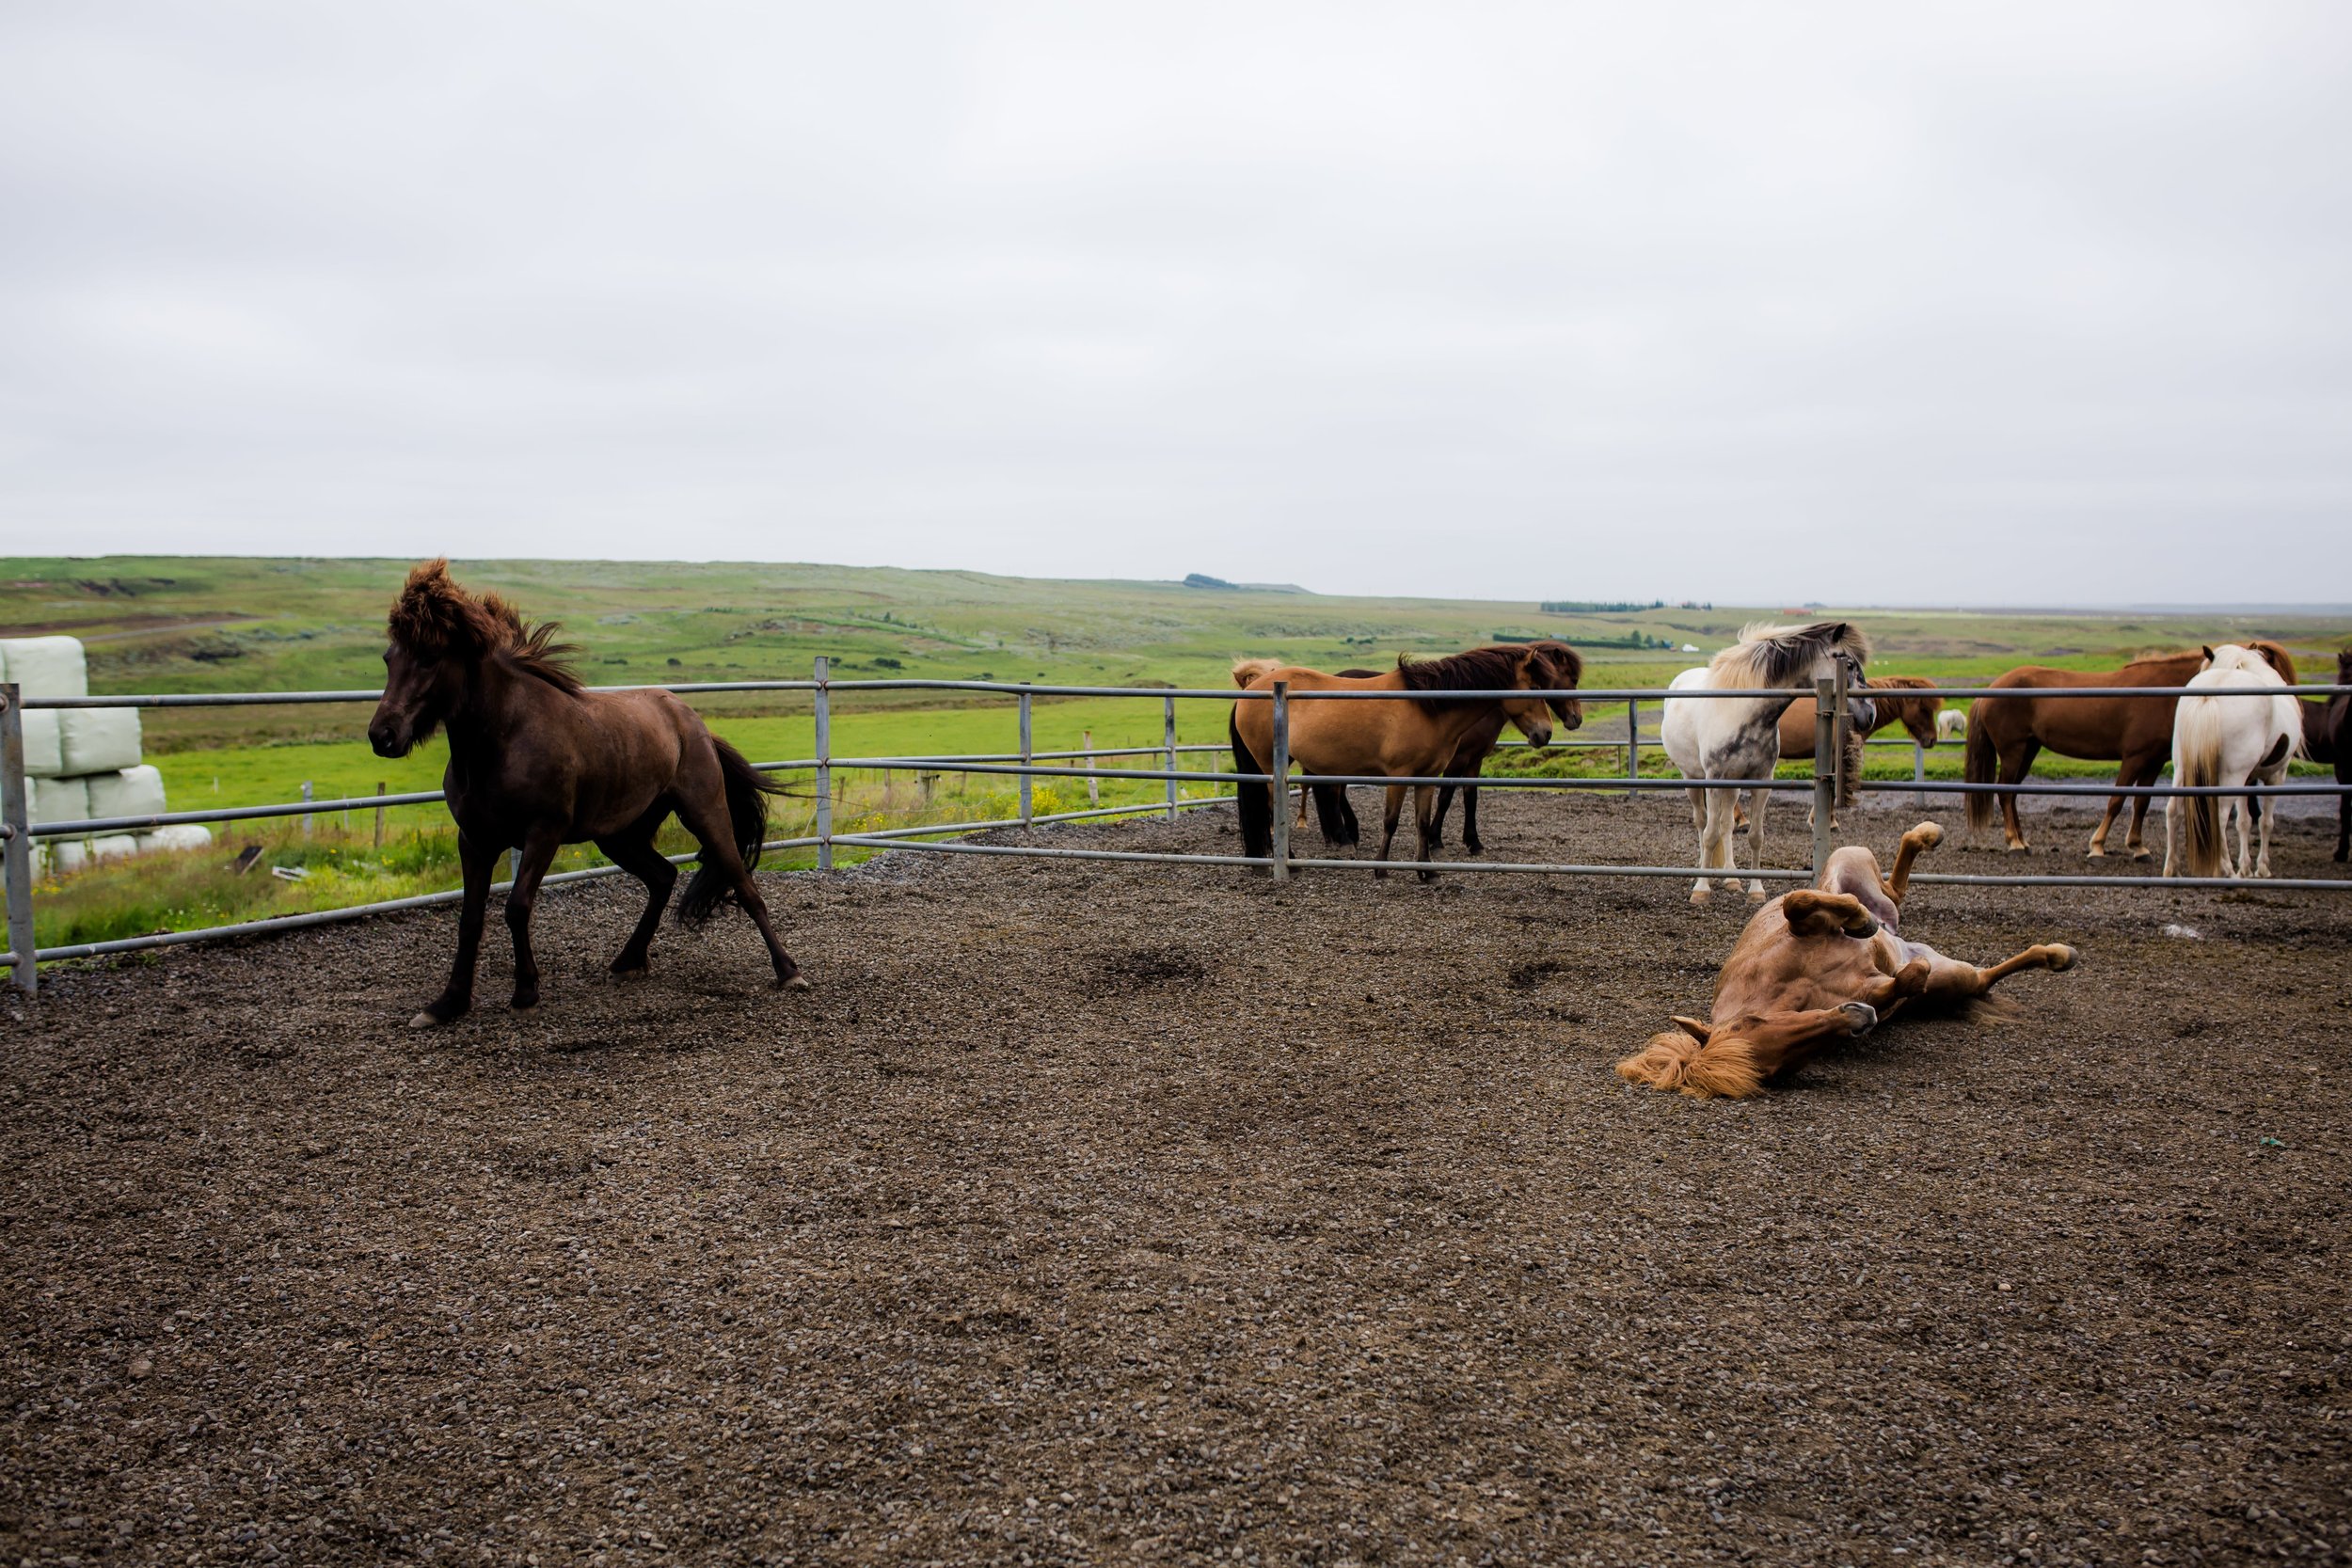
[1246,642,1586,856]
[1963,642,2299,857]
[1660,622,1874,906]
[1617,821,2077,1099]
[1229,645,1558,879]
[370,561,805,1026]
[2162,644,2303,879]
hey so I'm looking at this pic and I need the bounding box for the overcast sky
[3,3,2348,604]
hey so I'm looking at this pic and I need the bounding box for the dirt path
[4,794,2346,1565]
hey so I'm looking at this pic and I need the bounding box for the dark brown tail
[677,736,783,927]
[1232,709,1272,859]
[1963,701,1997,835]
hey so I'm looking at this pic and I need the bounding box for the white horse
[1661,622,1874,905]
[2163,643,2301,879]
[1935,707,1968,742]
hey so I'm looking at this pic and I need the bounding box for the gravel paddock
[4,793,2347,1567]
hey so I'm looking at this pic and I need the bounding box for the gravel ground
[4,791,2347,1567]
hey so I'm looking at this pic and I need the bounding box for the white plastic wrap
[85,764,167,824]
[59,707,142,775]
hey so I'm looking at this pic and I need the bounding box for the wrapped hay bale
[89,834,141,863]
[28,773,90,832]
[85,764,167,827]
[137,824,215,854]
[1,636,87,779]
[59,706,142,775]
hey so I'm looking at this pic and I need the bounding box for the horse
[1616,821,2077,1099]
[1963,642,2299,857]
[1731,673,1943,834]
[1245,643,1585,856]
[369,561,806,1027]
[1659,622,1874,906]
[1935,707,1968,742]
[2162,644,2302,879]
[1229,645,1559,879]
[2325,650,2352,862]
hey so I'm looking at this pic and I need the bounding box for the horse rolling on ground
[2162,643,2303,879]
[1660,622,1874,906]
[1229,646,1559,879]
[1963,642,2298,857]
[1616,821,2077,1099]
[370,561,806,1027]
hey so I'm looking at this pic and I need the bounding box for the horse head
[1530,640,1585,733]
[371,559,518,758]
[1500,646,1555,749]
[1870,677,1944,748]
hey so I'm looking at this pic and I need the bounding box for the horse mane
[1711,621,1871,689]
[1526,640,1585,689]
[2202,642,2282,681]
[389,559,583,693]
[1394,645,1533,709]
[1231,657,1283,689]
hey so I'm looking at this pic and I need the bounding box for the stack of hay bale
[0,635,212,875]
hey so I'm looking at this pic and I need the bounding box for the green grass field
[7,555,2348,952]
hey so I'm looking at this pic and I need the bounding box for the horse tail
[1232,708,1272,859]
[1309,783,1358,847]
[1614,1032,1767,1100]
[1963,701,1998,835]
[2174,694,2226,879]
[677,736,782,927]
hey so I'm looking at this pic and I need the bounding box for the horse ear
[2201,644,2216,663]
[2256,643,2284,673]
[1672,1016,1711,1042]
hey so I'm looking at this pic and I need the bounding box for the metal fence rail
[5,664,2348,993]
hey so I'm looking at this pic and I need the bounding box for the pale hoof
[1910,823,1943,849]
[1690,885,1714,907]
[778,974,812,992]
[1747,882,1769,903]
[2085,845,2106,860]
[2006,844,2030,855]
[2046,945,2077,973]
[1839,1001,1879,1037]
[2131,848,2152,862]
[407,1010,444,1030]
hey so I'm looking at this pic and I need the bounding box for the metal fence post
[300,779,313,838]
[1269,680,1291,879]
[1625,699,1639,800]
[373,782,387,848]
[1812,676,1835,878]
[1914,741,1927,812]
[813,656,833,871]
[1018,685,1034,827]
[1082,729,1100,808]
[1833,662,1854,812]
[2,685,36,997]
[1163,695,1178,821]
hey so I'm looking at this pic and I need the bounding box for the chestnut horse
[1963,642,2298,857]
[1229,645,1559,879]
[1617,822,2077,1099]
[370,561,805,1027]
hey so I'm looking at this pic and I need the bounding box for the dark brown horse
[1963,643,2297,857]
[370,561,804,1027]
[2320,649,2352,862]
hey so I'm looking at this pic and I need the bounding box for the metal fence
[4,658,2346,995]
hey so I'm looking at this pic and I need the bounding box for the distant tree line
[1536,599,1710,612]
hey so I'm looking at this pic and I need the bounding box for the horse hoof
[1846,917,1880,939]
[1911,823,1943,848]
[511,1000,538,1015]
[407,1010,445,1030]
[1747,883,1769,903]
[2047,945,2077,973]
[2132,848,2152,862]
[612,967,649,983]
[778,974,812,992]
[2006,844,2029,855]
[1840,1002,1879,1037]
[1690,887,1713,907]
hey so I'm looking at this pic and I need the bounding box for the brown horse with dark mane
[1963,643,2297,856]
[370,561,805,1026]
[1229,644,1565,879]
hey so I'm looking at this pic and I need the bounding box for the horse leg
[1374,784,1406,880]
[502,824,566,1012]
[1999,741,2040,852]
[1948,942,2077,997]
[2161,791,2180,879]
[672,789,807,989]
[2087,768,2129,858]
[596,814,677,978]
[1743,784,1771,901]
[1430,783,1453,848]
[2337,766,2350,863]
[1412,784,1443,881]
[1460,784,1483,856]
[2123,752,2162,858]
[413,832,500,1028]
[1883,821,1943,905]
